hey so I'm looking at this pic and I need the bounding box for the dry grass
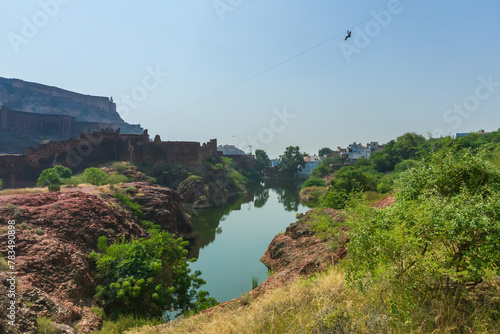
[125,265,499,334]
[127,268,348,334]
[0,187,48,196]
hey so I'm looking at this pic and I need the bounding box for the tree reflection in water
[187,180,304,259]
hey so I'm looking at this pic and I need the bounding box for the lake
[187,181,309,303]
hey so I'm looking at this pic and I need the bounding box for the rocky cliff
[0,182,193,333]
[0,76,142,134]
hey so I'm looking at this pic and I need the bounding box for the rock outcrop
[0,182,193,333]
[258,208,348,294]
[117,182,194,239]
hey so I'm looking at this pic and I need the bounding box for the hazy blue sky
[1,0,499,157]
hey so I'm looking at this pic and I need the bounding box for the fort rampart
[0,128,218,189]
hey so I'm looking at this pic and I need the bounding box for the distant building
[335,141,384,163]
[304,154,324,162]
[297,160,321,177]
[217,144,246,155]
[453,129,490,139]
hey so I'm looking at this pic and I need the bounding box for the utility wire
[143,0,406,124]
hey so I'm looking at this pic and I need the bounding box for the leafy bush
[37,169,62,187]
[321,166,376,209]
[36,316,58,334]
[83,167,108,186]
[53,165,72,179]
[37,165,72,187]
[48,184,60,192]
[0,253,8,271]
[113,192,145,219]
[112,162,129,173]
[0,178,3,190]
[107,173,129,185]
[321,188,349,209]
[347,150,500,296]
[301,176,326,188]
[90,233,217,318]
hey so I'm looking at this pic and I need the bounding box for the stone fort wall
[0,128,218,189]
[0,106,114,140]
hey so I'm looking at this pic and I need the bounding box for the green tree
[37,169,62,187]
[37,165,72,187]
[83,167,108,185]
[254,149,271,173]
[311,156,343,178]
[278,146,305,174]
[394,132,426,160]
[318,147,333,156]
[53,165,72,179]
[90,232,217,318]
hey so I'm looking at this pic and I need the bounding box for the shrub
[90,233,217,318]
[301,176,326,188]
[53,165,72,179]
[37,165,72,187]
[113,192,145,219]
[0,253,8,271]
[112,162,129,173]
[106,173,129,185]
[83,168,108,186]
[35,228,45,235]
[0,178,3,190]
[48,184,60,192]
[37,316,59,334]
[37,169,61,187]
[347,150,500,296]
[13,209,21,219]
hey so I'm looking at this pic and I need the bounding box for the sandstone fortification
[0,128,217,189]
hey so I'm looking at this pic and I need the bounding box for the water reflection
[187,191,255,259]
[265,179,303,212]
[186,180,309,303]
[187,181,304,259]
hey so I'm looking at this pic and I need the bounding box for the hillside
[0,77,142,153]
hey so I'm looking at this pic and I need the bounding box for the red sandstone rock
[0,182,192,333]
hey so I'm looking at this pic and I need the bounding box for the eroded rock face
[258,209,349,295]
[118,182,195,239]
[0,183,193,333]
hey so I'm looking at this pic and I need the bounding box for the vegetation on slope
[303,129,500,208]
[130,146,500,334]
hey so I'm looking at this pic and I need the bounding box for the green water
[187,181,309,303]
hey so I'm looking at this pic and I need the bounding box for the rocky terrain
[0,182,192,333]
[146,157,249,209]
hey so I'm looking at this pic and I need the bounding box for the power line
[143,0,406,124]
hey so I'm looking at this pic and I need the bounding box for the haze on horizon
[1,0,499,158]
